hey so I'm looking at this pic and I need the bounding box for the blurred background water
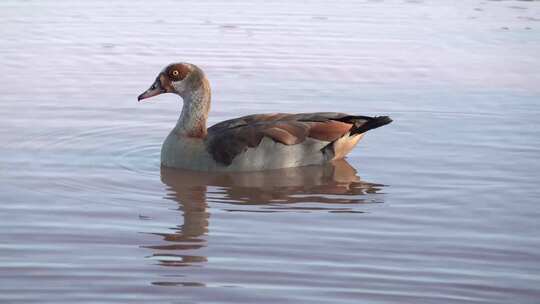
[1,0,540,303]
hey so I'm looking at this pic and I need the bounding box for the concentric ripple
[4,111,166,204]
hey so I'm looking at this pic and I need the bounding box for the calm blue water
[1,0,540,303]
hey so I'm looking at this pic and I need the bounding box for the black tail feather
[337,115,392,135]
[351,116,392,135]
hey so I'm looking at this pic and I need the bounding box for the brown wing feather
[308,120,353,141]
[207,113,353,165]
[262,127,302,145]
[206,113,391,165]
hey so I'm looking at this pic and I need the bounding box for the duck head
[138,63,205,101]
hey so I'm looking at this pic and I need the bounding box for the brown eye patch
[166,64,190,81]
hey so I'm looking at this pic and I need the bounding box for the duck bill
[138,78,165,102]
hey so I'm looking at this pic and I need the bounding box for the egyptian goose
[138,63,392,172]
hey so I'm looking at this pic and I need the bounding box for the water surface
[1,0,540,303]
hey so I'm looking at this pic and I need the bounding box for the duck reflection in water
[145,160,384,283]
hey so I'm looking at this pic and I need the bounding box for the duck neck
[175,80,211,139]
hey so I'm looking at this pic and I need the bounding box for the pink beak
[138,78,164,102]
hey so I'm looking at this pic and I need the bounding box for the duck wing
[206,112,392,166]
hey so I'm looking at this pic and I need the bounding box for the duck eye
[172,70,179,77]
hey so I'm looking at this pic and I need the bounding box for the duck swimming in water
[138,62,392,172]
